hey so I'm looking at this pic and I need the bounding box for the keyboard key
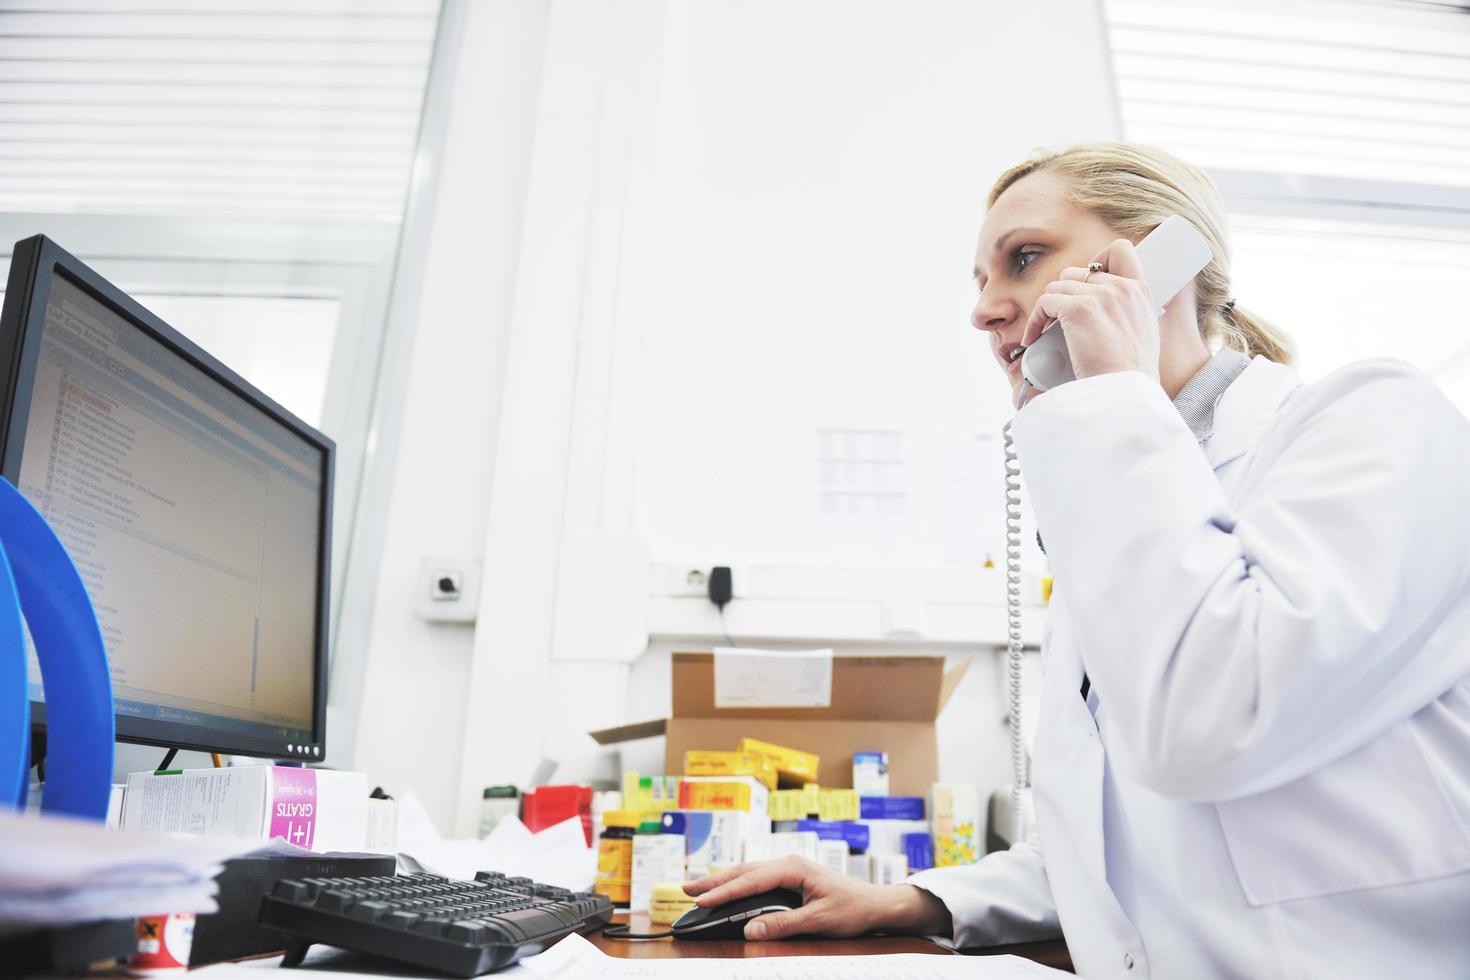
[350,901,391,922]
[271,880,308,902]
[411,916,453,937]
[316,890,355,912]
[493,907,564,939]
[445,921,491,944]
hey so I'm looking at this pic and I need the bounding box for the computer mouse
[669,887,803,940]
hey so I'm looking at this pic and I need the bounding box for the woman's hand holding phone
[1019,238,1161,384]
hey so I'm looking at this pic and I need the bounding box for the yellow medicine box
[817,788,859,822]
[769,789,807,822]
[684,750,777,790]
[739,738,820,785]
[677,777,770,820]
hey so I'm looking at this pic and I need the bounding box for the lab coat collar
[1202,355,1302,470]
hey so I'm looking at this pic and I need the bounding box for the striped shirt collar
[1173,347,1252,443]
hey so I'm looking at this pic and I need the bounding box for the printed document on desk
[519,932,1069,979]
[0,808,259,925]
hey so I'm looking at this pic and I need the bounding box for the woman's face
[972,170,1121,399]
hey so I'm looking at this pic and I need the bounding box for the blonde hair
[989,143,1293,364]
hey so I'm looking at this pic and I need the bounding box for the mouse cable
[601,922,674,939]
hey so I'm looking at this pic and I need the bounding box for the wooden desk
[589,914,1074,972]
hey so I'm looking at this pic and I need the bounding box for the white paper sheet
[713,647,833,709]
[396,814,596,892]
[0,807,260,925]
[519,932,1069,978]
[189,945,531,977]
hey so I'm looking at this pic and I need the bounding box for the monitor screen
[1,237,332,759]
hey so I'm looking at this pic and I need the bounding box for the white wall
[337,0,551,830]
[342,0,1120,835]
[641,2,1119,572]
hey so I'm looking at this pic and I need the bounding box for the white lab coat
[908,356,1470,979]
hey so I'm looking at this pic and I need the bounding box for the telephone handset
[996,215,1212,846]
[1013,214,1214,405]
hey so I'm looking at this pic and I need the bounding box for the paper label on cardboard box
[713,647,833,708]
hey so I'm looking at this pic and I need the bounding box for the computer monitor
[0,235,333,761]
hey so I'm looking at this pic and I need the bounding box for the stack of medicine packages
[736,739,826,865]
[632,746,777,923]
[842,752,927,883]
[847,756,981,879]
[763,750,918,885]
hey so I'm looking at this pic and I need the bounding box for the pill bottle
[594,809,638,907]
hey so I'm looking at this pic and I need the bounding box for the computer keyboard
[257,870,614,976]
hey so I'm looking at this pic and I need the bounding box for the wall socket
[673,565,741,598]
[415,555,482,623]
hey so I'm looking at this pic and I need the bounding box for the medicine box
[904,831,934,872]
[859,818,930,856]
[932,783,981,867]
[873,853,910,885]
[859,796,925,821]
[816,839,849,875]
[744,831,819,863]
[589,653,971,798]
[816,787,859,822]
[853,751,889,797]
[120,766,367,852]
[684,750,777,790]
[794,819,869,852]
[631,834,685,915]
[740,738,820,786]
[660,810,752,878]
[677,776,770,822]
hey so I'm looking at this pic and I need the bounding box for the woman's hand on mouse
[1019,237,1160,384]
[682,856,952,941]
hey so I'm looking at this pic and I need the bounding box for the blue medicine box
[860,796,925,821]
[795,819,870,853]
[904,831,934,871]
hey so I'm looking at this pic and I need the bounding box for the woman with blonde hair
[686,143,1470,977]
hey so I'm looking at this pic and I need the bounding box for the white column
[451,0,666,836]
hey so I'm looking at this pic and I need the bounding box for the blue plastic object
[0,541,27,808]
[0,478,114,818]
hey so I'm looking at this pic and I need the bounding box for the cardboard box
[590,653,969,798]
[120,766,367,852]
